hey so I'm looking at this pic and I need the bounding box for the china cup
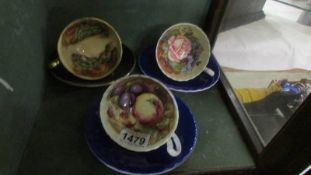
[156,23,214,81]
[56,17,122,80]
[100,75,181,156]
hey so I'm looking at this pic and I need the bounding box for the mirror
[214,0,311,145]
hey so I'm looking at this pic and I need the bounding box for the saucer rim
[138,46,220,93]
[85,96,198,175]
[49,45,136,88]
[165,64,220,93]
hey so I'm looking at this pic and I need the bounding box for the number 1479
[120,129,150,147]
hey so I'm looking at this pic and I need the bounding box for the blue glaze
[85,96,197,175]
[138,46,220,92]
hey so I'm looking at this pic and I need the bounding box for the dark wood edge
[218,68,264,157]
[204,0,263,163]
[273,0,311,11]
[258,94,311,174]
[220,11,265,32]
[204,0,229,49]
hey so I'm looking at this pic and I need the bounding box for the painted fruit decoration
[105,77,176,146]
[133,93,164,125]
[60,19,121,79]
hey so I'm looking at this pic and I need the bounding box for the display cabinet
[0,0,309,175]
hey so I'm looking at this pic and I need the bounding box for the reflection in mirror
[214,0,311,145]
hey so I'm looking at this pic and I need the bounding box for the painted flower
[167,35,192,62]
[181,55,194,73]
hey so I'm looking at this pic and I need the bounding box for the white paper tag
[119,129,150,147]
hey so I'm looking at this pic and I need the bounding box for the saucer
[139,46,220,92]
[49,45,135,87]
[85,96,197,175]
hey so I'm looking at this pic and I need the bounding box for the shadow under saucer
[49,45,136,88]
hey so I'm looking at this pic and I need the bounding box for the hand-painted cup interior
[100,75,179,152]
[57,17,122,80]
[156,23,211,81]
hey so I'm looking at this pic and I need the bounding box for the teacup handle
[204,67,215,77]
[49,58,60,69]
[166,133,181,157]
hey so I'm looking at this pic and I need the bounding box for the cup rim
[99,74,179,152]
[155,22,211,82]
[57,17,123,80]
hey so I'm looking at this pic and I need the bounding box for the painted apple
[133,93,164,125]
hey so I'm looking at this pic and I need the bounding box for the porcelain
[156,23,211,81]
[100,75,179,152]
[85,96,197,175]
[139,46,220,92]
[57,17,122,80]
[49,45,135,87]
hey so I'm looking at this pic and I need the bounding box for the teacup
[100,75,181,156]
[156,23,215,81]
[56,17,122,80]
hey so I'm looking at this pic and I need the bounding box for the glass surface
[214,0,311,145]
[274,0,311,11]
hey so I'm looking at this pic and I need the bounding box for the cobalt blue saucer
[85,96,197,175]
[138,46,220,92]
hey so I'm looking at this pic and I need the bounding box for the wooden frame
[258,94,311,174]
[204,0,229,48]
[219,72,264,156]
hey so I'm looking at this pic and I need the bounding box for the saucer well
[85,96,197,175]
[49,45,135,87]
[139,46,220,93]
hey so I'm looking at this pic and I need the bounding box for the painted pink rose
[167,35,192,62]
